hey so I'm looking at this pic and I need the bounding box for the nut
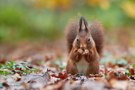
[78,48,83,54]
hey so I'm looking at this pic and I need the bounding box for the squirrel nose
[80,44,86,48]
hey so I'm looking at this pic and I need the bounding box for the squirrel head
[73,17,95,50]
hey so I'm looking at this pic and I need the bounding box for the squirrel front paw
[77,48,83,54]
[83,49,89,55]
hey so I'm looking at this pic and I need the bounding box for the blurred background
[0,0,135,73]
[1,1,135,88]
[0,0,135,45]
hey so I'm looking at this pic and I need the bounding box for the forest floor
[0,40,135,90]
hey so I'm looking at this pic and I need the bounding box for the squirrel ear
[79,17,88,32]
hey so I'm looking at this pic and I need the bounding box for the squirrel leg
[86,60,99,75]
[84,49,100,75]
[66,59,78,75]
[66,48,83,75]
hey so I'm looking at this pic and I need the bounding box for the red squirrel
[65,17,104,76]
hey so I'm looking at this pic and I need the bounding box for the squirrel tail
[65,20,78,53]
[90,21,104,55]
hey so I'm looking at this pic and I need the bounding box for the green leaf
[125,69,130,76]
[132,64,135,69]
[116,58,128,66]
[0,61,38,75]
[59,65,65,69]
[0,69,10,75]
[6,61,15,70]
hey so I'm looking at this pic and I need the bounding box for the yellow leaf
[122,1,135,19]
[87,0,100,6]
[87,0,110,10]
[33,0,71,10]
[58,0,71,10]
[130,39,135,47]
[99,0,110,10]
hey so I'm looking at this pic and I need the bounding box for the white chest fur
[76,57,89,74]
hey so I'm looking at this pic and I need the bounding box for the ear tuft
[79,17,88,32]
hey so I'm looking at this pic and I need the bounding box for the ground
[0,40,135,90]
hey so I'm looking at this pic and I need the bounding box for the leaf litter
[0,42,135,90]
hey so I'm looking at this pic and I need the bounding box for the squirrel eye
[87,38,90,42]
[77,39,79,42]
